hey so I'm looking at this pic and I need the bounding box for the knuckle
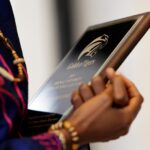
[79,83,88,91]
[139,94,144,104]
[135,93,144,106]
[131,82,136,87]
[71,96,76,105]
[71,93,80,105]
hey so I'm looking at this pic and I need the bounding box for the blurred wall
[10,0,60,98]
[11,0,150,150]
[70,0,150,150]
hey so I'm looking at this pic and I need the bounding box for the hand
[67,68,143,144]
[71,68,129,109]
[71,74,105,109]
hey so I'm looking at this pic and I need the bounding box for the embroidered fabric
[0,0,63,150]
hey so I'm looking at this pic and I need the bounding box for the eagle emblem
[78,34,109,60]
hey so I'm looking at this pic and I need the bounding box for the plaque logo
[78,34,109,60]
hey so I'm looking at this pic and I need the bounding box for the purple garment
[0,0,62,150]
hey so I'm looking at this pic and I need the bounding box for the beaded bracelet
[52,130,67,150]
[50,121,79,150]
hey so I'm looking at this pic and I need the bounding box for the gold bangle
[50,121,79,150]
[63,121,79,150]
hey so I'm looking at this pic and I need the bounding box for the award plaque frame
[29,12,150,114]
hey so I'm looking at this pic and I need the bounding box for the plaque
[26,12,150,149]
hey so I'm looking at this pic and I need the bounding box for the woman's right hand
[67,68,143,144]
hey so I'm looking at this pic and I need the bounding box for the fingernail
[106,67,115,75]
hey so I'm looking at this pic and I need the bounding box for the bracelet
[52,130,67,150]
[50,121,79,150]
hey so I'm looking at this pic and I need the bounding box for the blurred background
[10,0,150,150]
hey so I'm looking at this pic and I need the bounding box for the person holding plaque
[0,0,143,150]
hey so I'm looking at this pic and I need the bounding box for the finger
[91,76,105,94]
[112,75,129,107]
[105,68,129,107]
[120,74,143,99]
[120,77,143,121]
[79,83,94,101]
[103,83,113,97]
[71,90,83,109]
[121,75,143,114]
[105,67,116,81]
[124,95,143,121]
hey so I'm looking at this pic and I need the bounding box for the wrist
[49,121,80,150]
[49,129,71,150]
[67,115,89,145]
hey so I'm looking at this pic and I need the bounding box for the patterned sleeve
[0,57,62,150]
[0,132,62,150]
[0,0,63,150]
